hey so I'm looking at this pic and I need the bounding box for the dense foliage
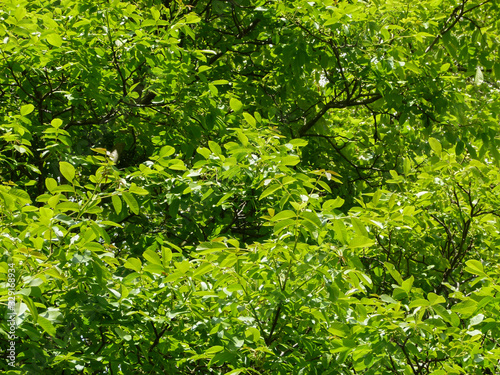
[1,0,499,373]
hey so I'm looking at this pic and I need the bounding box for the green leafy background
[1,0,499,374]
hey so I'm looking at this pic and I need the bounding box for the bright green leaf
[112,195,122,215]
[46,33,63,47]
[59,162,75,182]
[122,192,139,214]
[230,98,243,112]
[38,316,56,337]
[20,104,35,116]
[143,249,162,265]
[428,137,442,157]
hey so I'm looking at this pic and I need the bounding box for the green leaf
[23,296,39,322]
[197,147,211,159]
[51,118,63,128]
[161,246,172,266]
[245,327,261,342]
[455,140,465,155]
[216,192,233,206]
[301,211,321,228]
[59,162,75,182]
[433,304,452,323]
[159,145,175,157]
[175,260,191,273]
[288,139,308,147]
[85,242,105,253]
[124,258,142,273]
[115,327,132,341]
[270,210,296,221]
[185,12,201,24]
[333,219,348,244]
[45,178,57,193]
[144,262,164,275]
[280,155,300,166]
[166,159,186,170]
[317,180,332,193]
[464,260,485,276]
[451,299,477,317]
[349,236,375,248]
[236,129,248,146]
[469,313,484,327]
[427,292,446,305]
[401,276,414,293]
[474,66,483,85]
[9,188,32,205]
[46,33,63,47]
[143,249,162,265]
[351,217,368,237]
[429,370,447,375]
[409,298,430,308]
[384,262,403,285]
[380,294,398,304]
[230,98,243,112]
[494,62,500,80]
[323,197,344,211]
[208,141,222,155]
[259,184,282,200]
[151,7,160,21]
[243,112,256,126]
[205,345,224,356]
[38,316,57,337]
[393,288,407,300]
[129,183,149,196]
[226,370,244,375]
[328,323,349,337]
[428,137,442,157]
[193,262,213,278]
[111,195,122,215]
[440,63,450,72]
[20,104,35,116]
[122,192,139,214]
[273,218,295,233]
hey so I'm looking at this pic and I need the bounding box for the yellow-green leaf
[451,299,477,317]
[259,184,281,200]
[129,183,149,196]
[271,210,296,221]
[144,248,162,265]
[112,195,122,214]
[208,141,221,155]
[428,137,442,157]
[301,211,321,227]
[243,112,256,126]
[122,192,139,214]
[464,260,486,276]
[349,236,375,249]
[38,316,57,337]
[230,98,243,112]
[124,258,142,273]
[20,104,35,116]
[46,33,63,47]
[59,161,75,182]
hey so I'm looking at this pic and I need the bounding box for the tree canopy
[1,0,500,374]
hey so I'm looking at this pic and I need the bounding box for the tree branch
[298,94,381,136]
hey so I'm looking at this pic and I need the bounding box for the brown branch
[265,303,282,346]
[149,321,170,352]
[395,337,419,374]
[64,109,119,130]
[425,0,490,53]
[298,94,381,136]
[105,13,128,97]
